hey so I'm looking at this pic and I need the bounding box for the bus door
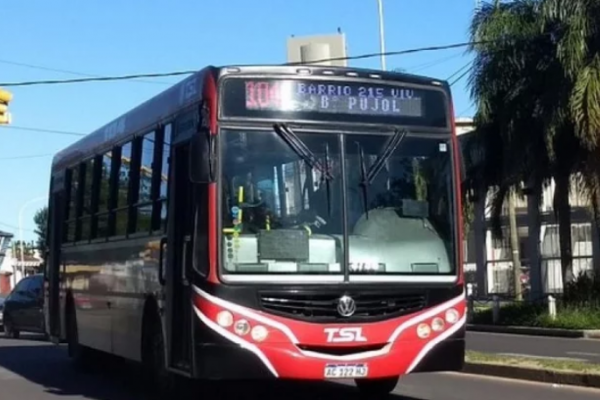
[45,173,66,343]
[165,139,194,374]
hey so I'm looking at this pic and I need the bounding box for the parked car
[2,274,46,339]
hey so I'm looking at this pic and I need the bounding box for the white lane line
[497,352,587,362]
[566,351,600,358]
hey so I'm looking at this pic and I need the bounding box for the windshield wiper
[357,142,370,219]
[358,128,408,219]
[273,123,334,216]
[365,128,408,184]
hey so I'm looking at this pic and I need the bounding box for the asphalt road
[1,334,600,400]
[467,331,600,363]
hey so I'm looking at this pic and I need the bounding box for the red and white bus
[44,65,466,396]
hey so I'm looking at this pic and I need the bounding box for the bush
[471,302,600,329]
[563,271,600,308]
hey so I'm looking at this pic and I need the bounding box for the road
[1,335,599,400]
[467,331,600,363]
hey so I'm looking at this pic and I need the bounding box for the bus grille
[258,291,427,322]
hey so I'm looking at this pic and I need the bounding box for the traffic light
[0,88,13,125]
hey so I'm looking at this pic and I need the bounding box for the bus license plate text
[324,364,368,379]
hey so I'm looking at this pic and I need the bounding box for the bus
[44,64,466,396]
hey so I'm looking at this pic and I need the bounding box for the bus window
[66,166,79,242]
[159,125,171,232]
[115,142,132,236]
[135,132,155,233]
[80,158,95,241]
[96,150,113,238]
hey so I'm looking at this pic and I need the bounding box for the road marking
[450,372,600,393]
[467,331,599,342]
[497,352,587,362]
[566,351,600,358]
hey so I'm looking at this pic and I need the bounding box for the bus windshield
[219,129,455,279]
[345,134,455,277]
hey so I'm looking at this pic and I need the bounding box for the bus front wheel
[355,376,399,397]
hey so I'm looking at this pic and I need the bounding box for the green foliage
[465,0,600,284]
[472,274,600,330]
[33,206,48,255]
[563,271,600,307]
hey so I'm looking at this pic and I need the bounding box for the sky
[0,0,478,242]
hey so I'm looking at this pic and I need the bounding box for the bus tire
[354,376,399,397]
[66,302,94,370]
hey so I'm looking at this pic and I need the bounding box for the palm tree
[467,0,579,288]
[541,0,600,277]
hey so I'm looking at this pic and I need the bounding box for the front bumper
[192,285,466,380]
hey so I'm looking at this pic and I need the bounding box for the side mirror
[189,129,215,183]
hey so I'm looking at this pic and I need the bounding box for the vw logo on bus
[337,295,357,317]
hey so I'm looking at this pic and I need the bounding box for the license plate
[324,364,368,379]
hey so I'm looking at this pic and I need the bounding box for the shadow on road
[0,338,425,400]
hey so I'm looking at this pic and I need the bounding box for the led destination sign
[246,80,423,117]
[221,78,449,128]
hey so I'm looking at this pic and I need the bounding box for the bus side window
[64,166,80,243]
[114,142,132,236]
[129,131,156,234]
[96,150,113,238]
[158,125,171,232]
[80,157,95,241]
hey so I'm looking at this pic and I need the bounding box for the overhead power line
[0,40,485,88]
[0,58,172,85]
[449,65,473,86]
[408,52,464,73]
[0,125,86,136]
[0,153,54,160]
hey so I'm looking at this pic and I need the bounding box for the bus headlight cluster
[417,323,431,339]
[217,311,234,328]
[215,311,269,342]
[234,319,251,336]
[431,317,445,332]
[445,308,460,324]
[416,308,460,339]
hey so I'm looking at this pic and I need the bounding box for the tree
[467,0,586,288]
[34,206,48,255]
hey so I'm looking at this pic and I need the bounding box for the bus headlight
[431,317,445,332]
[251,325,269,342]
[417,323,431,339]
[234,319,251,336]
[445,308,460,324]
[216,311,234,328]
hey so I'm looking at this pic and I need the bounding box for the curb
[463,362,600,388]
[467,324,600,339]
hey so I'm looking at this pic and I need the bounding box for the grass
[466,351,600,375]
[471,302,600,330]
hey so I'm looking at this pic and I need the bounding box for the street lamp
[18,195,48,273]
[376,0,387,71]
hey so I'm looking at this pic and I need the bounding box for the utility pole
[376,0,387,70]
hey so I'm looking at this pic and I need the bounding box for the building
[287,31,348,66]
[0,230,14,294]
